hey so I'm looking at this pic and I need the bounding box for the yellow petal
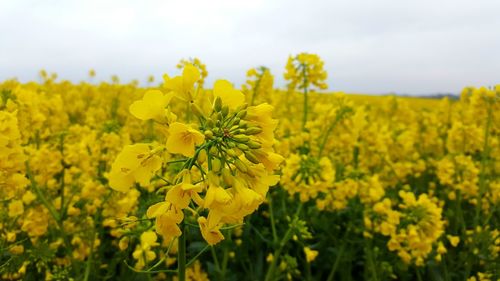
[182,64,200,90]
[213,80,245,109]
[146,201,169,219]
[129,90,172,121]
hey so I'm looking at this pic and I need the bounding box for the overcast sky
[1,0,499,95]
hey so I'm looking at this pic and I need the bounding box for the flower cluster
[109,64,284,247]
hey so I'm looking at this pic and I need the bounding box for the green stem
[211,247,223,280]
[178,221,187,281]
[416,267,423,281]
[221,230,232,279]
[264,203,303,281]
[366,241,378,281]
[268,196,278,244]
[83,231,95,281]
[318,118,340,157]
[326,244,345,281]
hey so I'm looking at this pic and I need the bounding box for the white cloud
[0,0,499,94]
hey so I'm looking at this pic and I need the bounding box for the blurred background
[0,0,499,95]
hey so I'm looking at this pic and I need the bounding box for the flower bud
[226,148,238,157]
[247,141,261,149]
[222,168,233,185]
[221,105,229,117]
[233,135,249,143]
[237,110,247,119]
[212,158,222,172]
[214,96,222,112]
[244,151,260,164]
[204,130,214,139]
[234,159,247,173]
[209,146,218,156]
[237,143,249,151]
[245,127,262,135]
[206,118,215,128]
[197,149,207,164]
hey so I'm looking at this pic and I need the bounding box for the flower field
[1,55,499,281]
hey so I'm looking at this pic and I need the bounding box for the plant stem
[268,195,278,244]
[264,203,303,281]
[178,221,187,281]
[211,247,223,280]
[326,244,345,281]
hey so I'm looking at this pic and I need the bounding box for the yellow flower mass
[1,55,499,281]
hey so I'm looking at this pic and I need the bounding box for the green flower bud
[214,96,222,112]
[237,143,249,151]
[221,105,229,117]
[204,130,214,139]
[244,151,260,164]
[222,168,233,185]
[209,146,218,156]
[233,135,250,143]
[247,140,262,149]
[212,158,221,172]
[237,110,247,119]
[226,148,237,157]
[234,159,247,173]
[206,118,215,128]
[245,127,263,135]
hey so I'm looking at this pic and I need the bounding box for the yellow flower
[163,64,200,102]
[140,231,159,248]
[304,247,319,263]
[198,216,224,245]
[8,200,24,217]
[166,171,202,209]
[147,201,184,242]
[108,144,162,192]
[129,90,173,122]
[447,235,460,247]
[166,122,205,157]
[213,80,245,109]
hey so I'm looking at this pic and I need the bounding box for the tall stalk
[178,220,187,281]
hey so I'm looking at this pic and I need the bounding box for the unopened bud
[230,117,241,126]
[226,148,237,157]
[216,112,223,121]
[244,151,260,164]
[197,149,207,164]
[237,110,247,119]
[209,146,218,156]
[233,135,249,143]
[245,127,262,135]
[237,143,249,151]
[212,158,222,172]
[222,168,233,185]
[221,105,229,117]
[206,118,215,128]
[214,97,222,112]
[204,130,214,139]
[234,159,247,173]
[236,103,248,111]
[247,141,261,149]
